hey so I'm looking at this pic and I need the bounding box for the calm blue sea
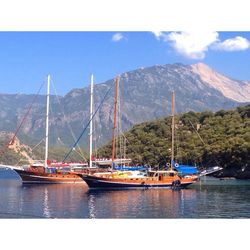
[1,168,250,218]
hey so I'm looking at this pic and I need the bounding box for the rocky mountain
[0,63,249,150]
[191,63,250,102]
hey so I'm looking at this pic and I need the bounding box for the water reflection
[19,183,88,218]
[88,194,96,219]
[43,188,51,218]
[86,188,197,218]
[1,170,250,218]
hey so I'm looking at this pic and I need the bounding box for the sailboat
[12,74,96,184]
[77,86,198,189]
[92,77,145,171]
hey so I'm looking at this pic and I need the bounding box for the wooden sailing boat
[78,86,198,189]
[91,77,146,171]
[91,77,138,169]
[12,74,96,184]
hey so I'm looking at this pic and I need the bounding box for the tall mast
[89,74,94,168]
[170,91,175,170]
[45,74,50,169]
[111,77,119,166]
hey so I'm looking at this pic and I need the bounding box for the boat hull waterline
[14,169,83,184]
[79,174,197,189]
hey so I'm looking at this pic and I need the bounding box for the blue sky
[0,31,250,95]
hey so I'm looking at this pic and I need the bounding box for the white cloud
[213,36,250,51]
[112,33,124,42]
[152,31,163,40]
[163,31,219,59]
[152,31,250,59]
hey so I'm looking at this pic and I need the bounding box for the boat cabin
[148,170,178,179]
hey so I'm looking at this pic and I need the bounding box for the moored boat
[11,74,100,184]
[13,163,85,184]
[78,84,199,189]
[78,169,198,189]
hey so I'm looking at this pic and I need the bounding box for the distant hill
[0,63,249,149]
[98,104,250,179]
[1,105,249,179]
[0,131,87,165]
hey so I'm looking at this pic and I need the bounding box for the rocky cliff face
[0,63,249,148]
[191,63,250,102]
[0,131,33,164]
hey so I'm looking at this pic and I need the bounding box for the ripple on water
[1,171,250,218]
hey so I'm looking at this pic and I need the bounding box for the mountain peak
[191,63,250,102]
[191,62,213,72]
[0,62,248,148]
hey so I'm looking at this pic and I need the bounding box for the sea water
[1,168,250,218]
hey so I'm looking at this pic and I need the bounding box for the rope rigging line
[13,138,46,167]
[188,119,221,167]
[0,81,45,157]
[50,79,87,161]
[62,82,115,162]
[188,119,206,146]
[71,146,87,160]
[31,138,45,151]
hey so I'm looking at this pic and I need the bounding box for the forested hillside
[1,105,249,179]
[98,105,250,179]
